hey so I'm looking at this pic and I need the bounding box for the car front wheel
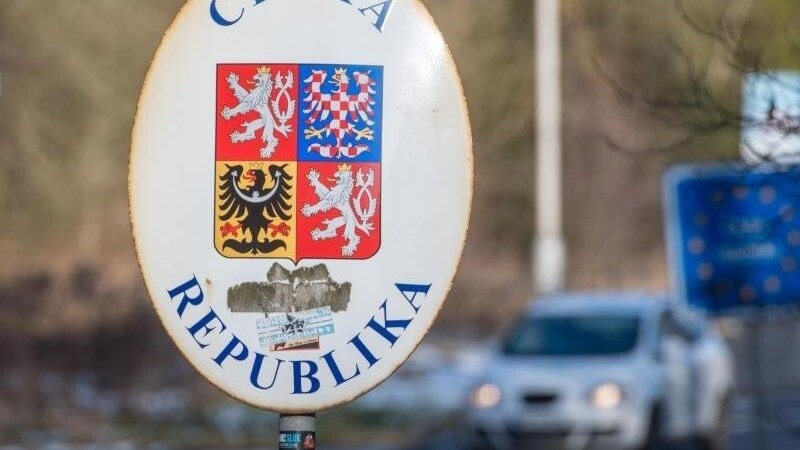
[639,404,667,450]
[698,394,730,450]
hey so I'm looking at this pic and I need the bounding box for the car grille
[522,392,559,406]
[477,428,569,447]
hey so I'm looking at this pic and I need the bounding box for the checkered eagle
[302,68,377,159]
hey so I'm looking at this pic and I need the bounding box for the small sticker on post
[279,431,316,450]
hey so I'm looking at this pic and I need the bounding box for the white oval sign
[130,0,472,412]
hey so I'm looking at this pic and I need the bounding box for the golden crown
[249,162,264,169]
[257,66,271,75]
[337,163,352,172]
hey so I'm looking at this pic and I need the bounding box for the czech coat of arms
[215,63,383,261]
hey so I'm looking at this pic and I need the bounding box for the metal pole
[749,314,769,450]
[533,0,566,295]
[279,413,317,450]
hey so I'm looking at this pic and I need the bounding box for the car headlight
[588,382,625,410]
[469,383,502,409]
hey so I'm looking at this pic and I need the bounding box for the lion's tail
[356,222,375,236]
[275,123,292,138]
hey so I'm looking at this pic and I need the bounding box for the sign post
[664,163,800,450]
[279,414,316,450]
[129,0,472,446]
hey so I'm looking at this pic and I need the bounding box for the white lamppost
[534,0,566,294]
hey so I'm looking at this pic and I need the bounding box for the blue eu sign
[665,164,800,314]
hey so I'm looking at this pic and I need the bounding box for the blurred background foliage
[1,0,800,445]
[3,0,800,333]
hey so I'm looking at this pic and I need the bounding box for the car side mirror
[657,336,684,364]
[653,343,663,363]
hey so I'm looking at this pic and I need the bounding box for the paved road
[319,395,800,450]
[725,393,800,450]
[211,424,799,450]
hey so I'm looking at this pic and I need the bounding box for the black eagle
[218,164,293,255]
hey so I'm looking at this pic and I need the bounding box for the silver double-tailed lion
[302,164,377,256]
[221,66,296,159]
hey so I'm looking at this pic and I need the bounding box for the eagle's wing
[262,164,294,221]
[303,70,330,123]
[349,88,376,125]
[218,165,249,220]
[349,102,374,126]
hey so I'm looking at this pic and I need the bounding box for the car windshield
[502,315,640,356]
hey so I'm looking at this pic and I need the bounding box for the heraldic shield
[214,63,383,261]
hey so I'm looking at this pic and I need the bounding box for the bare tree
[593,0,800,167]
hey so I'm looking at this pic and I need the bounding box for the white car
[466,292,734,450]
